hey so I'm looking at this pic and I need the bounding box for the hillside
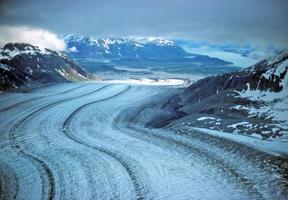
[0,43,93,91]
[145,50,288,140]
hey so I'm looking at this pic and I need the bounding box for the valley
[0,82,287,199]
[0,40,288,200]
[1,0,287,199]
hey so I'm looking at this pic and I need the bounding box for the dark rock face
[177,58,287,107]
[0,64,27,90]
[0,43,92,91]
[146,50,288,139]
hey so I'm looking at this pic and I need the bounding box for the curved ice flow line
[7,84,111,200]
[62,85,151,200]
[51,148,120,199]
[0,84,89,113]
[111,111,268,199]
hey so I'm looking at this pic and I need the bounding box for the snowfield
[187,127,288,157]
[97,78,188,86]
[0,82,287,200]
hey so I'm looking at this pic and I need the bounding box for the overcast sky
[0,0,287,49]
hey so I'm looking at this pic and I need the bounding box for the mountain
[0,43,92,91]
[63,35,237,75]
[63,35,190,59]
[145,50,288,140]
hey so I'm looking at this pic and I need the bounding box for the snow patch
[227,121,251,129]
[0,63,10,71]
[56,69,68,77]
[189,127,288,157]
[196,117,216,121]
[68,46,78,52]
[99,78,186,86]
[0,46,51,60]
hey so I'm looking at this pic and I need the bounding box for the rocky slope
[145,50,288,140]
[0,43,92,91]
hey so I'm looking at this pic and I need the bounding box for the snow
[133,37,174,46]
[261,68,274,80]
[189,127,288,157]
[27,67,33,75]
[56,69,67,77]
[182,45,257,67]
[0,83,287,199]
[76,72,89,80]
[236,84,287,102]
[232,105,242,110]
[101,38,113,49]
[267,50,288,65]
[99,78,187,86]
[196,117,216,121]
[261,59,288,89]
[64,35,176,51]
[134,43,144,48]
[234,56,288,130]
[68,46,78,52]
[0,63,10,71]
[275,59,288,76]
[227,121,251,129]
[234,59,288,129]
[0,46,51,60]
[231,97,288,130]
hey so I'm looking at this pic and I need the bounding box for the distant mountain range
[0,36,245,91]
[63,35,189,59]
[145,50,288,140]
[0,43,93,91]
[63,35,238,75]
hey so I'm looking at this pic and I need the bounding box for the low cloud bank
[0,25,66,51]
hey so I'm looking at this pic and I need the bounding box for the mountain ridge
[0,43,93,91]
[63,35,191,59]
[63,34,238,75]
[144,50,288,140]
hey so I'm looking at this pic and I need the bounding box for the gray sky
[0,0,287,47]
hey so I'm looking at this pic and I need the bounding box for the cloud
[0,0,287,50]
[0,25,66,51]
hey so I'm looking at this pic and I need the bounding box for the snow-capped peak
[131,37,174,46]
[0,43,51,60]
[63,34,175,47]
[62,34,186,59]
[63,34,86,42]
